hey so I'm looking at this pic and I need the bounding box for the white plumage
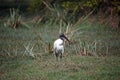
[53,34,70,61]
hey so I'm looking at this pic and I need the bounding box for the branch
[41,0,54,11]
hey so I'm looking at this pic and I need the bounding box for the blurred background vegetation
[0,0,120,26]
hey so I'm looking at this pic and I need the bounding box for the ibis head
[59,33,70,43]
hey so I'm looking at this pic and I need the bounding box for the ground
[0,55,120,80]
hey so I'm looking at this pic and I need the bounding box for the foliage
[28,0,43,12]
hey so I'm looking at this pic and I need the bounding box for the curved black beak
[63,35,70,43]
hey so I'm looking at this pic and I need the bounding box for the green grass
[0,55,120,80]
[0,20,120,80]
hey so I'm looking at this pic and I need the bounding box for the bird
[53,33,70,61]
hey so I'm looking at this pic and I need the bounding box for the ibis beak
[64,36,71,43]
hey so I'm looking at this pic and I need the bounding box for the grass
[0,19,120,80]
[0,55,120,80]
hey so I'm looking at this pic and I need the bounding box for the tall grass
[3,8,31,29]
[0,16,120,58]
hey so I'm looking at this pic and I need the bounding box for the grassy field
[0,20,120,80]
[0,55,120,80]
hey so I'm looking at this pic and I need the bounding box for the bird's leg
[60,53,62,59]
[55,53,59,61]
